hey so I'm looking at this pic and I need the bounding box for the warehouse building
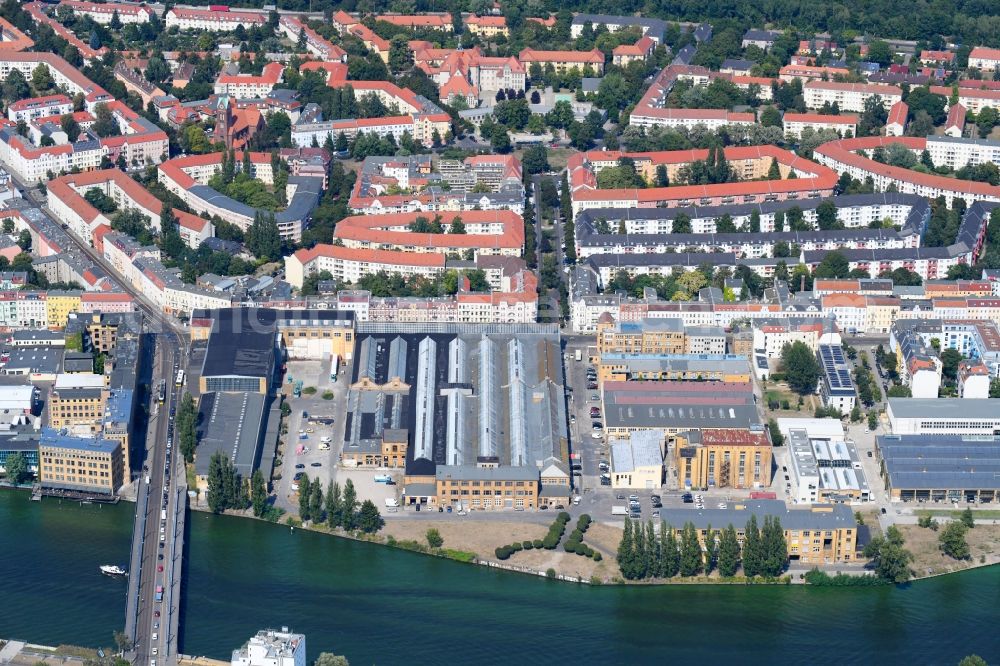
[609,430,664,489]
[602,380,760,440]
[877,433,1000,503]
[344,323,569,510]
[194,391,274,493]
[197,308,279,394]
[887,398,1000,435]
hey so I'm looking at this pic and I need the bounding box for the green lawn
[917,509,1000,520]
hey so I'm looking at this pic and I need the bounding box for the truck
[611,505,628,516]
[160,509,166,521]
[384,497,399,508]
[374,474,392,484]
[575,349,582,362]
[154,585,163,602]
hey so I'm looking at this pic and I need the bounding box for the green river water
[2,489,998,664]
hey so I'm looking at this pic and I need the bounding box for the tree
[341,479,358,530]
[160,207,186,260]
[358,500,383,533]
[679,522,702,576]
[206,452,228,514]
[867,40,894,67]
[816,200,839,230]
[759,106,782,128]
[314,654,350,666]
[717,524,740,577]
[388,35,413,74]
[672,213,692,234]
[938,521,970,560]
[298,472,312,522]
[247,212,281,261]
[521,145,549,174]
[309,477,324,523]
[761,516,787,577]
[176,393,198,463]
[250,470,266,517]
[742,515,764,577]
[60,114,81,142]
[958,656,988,666]
[813,251,850,279]
[326,481,342,529]
[940,348,964,383]
[3,450,29,484]
[489,125,511,153]
[959,507,975,529]
[617,518,638,579]
[31,63,53,92]
[426,528,444,548]
[767,157,781,180]
[863,525,913,583]
[781,341,822,395]
[768,418,784,446]
[2,69,29,103]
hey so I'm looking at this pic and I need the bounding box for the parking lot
[272,360,351,513]
[562,338,607,495]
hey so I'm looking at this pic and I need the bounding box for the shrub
[522,540,534,550]
[322,391,334,400]
[495,546,511,560]
[546,568,556,578]
[302,386,317,395]
[564,539,579,552]
[512,542,523,552]
[570,529,583,542]
[592,551,602,562]
[542,535,558,549]
[577,515,592,532]
[533,539,544,549]
[558,511,571,523]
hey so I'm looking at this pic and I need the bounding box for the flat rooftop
[878,433,1000,490]
[657,499,857,531]
[345,323,567,478]
[888,398,1000,420]
[195,391,269,478]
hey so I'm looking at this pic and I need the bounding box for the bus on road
[175,370,185,387]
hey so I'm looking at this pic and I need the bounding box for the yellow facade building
[39,431,124,495]
[658,501,860,565]
[597,317,686,356]
[46,290,82,329]
[48,385,109,433]
[674,428,773,490]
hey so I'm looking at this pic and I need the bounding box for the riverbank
[194,500,1000,586]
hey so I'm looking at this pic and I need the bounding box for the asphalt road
[7,170,191,662]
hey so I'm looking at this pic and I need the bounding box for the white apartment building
[924,136,1000,171]
[165,7,267,31]
[968,47,1000,72]
[7,94,73,123]
[782,113,857,139]
[803,81,902,113]
[630,108,756,131]
[61,1,153,24]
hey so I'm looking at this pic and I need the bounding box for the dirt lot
[382,519,623,581]
[899,522,1000,576]
[514,146,574,171]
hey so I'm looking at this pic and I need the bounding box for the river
[2,489,999,663]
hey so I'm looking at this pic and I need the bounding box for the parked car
[294,464,305,469]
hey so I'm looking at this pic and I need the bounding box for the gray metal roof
[878,434,1000,490]
[655,499,857,530]
[611,430,663,473]
[888,398,1000,420]
[435,464,538,482]
[195,391,269,478]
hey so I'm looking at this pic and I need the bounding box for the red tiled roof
[887,101,908,126]
[969,47,1000,62]
[333,210,523,251]
[519,48,603,64]
[293,244,447,268]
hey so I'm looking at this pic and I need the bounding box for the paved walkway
[0,640,25,663]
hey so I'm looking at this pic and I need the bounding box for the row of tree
[297,476,383,534]
[617,515,788,580]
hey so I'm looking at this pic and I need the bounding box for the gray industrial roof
[611,430,663,473]
[878,434,1000,490]
[195,391,269,479]
[435,464,538,482]
[656,500,856,531]
[888,398,1000,420]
